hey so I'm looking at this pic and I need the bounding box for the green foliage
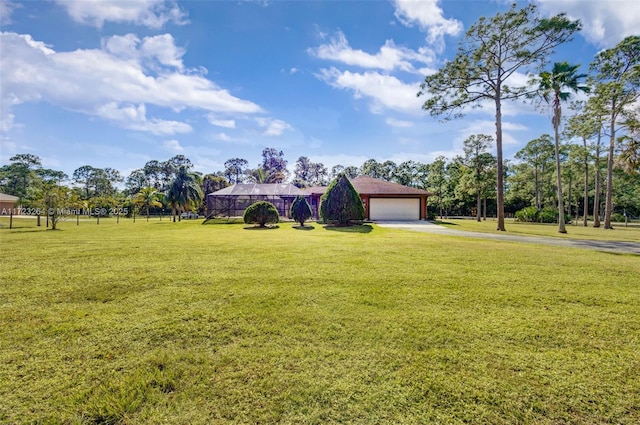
[515,206,539,222]
[290,195,312,227]
[537,206,559,223]
[243,201,279,227]
[166,165,203,221]
[515,206,572,224]
[320,174,365,226]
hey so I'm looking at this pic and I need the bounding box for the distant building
[0,193,19,215]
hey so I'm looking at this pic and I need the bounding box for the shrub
[515,206,538,222]
[243,201,279,227]
[290,195,312,226]
[611,212,626,223]
[515,206,572,224]
[536,207,554,223]
[320,174,365,226]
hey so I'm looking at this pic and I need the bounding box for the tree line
[1,4,638,230]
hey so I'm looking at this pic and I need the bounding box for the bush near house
[290,195,312,227]
[320,174,365,226]
[243,201,279,227]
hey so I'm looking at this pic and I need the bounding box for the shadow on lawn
[243,225,280,230]
[324,224,373,233]
[293,225,315,231]
[433,220,458,226]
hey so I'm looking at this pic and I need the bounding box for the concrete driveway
[375,221,640,255]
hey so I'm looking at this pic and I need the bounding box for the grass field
[1,217,639,424]
[437,218,640,242]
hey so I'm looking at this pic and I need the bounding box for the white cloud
[289,67,299,74]
[215,132,233,142]
[316,67,423,114]
[1,32,263,135]
[162,139,184,152]
[0,0,20,25]
[256,118,293,136]
[96,103,192,135]
[207,115,236,128]
[392,0,463,49]
[535,0,640,48]
[54,0,188,29]
[457,119,528,146]
[386,118,414,128]
[103,33,185,69]
[309,30,434,73]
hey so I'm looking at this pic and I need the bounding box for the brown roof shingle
[302,176,432,196]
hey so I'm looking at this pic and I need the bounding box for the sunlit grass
[1,218,639,424]
[436,217,640,242]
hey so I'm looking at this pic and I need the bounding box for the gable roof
[302,176,432,197]
[208,183,304,197]
[350,176,431,196]
[0,193,19,202]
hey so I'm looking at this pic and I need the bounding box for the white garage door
[369,198,420,221]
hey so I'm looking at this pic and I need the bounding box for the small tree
[290,195,312,227]
[320,174,365,226]
[243,201,279,228]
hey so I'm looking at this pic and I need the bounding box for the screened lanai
[206,183,305,218]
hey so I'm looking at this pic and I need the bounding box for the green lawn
[437,217,640,242]
[1,217,639,424]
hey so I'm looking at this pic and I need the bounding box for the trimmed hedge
[243,201,279,227]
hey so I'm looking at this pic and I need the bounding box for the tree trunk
[593,131,602,228]
[603,108,616,230]
[553,108,567,233]
[483,197,487,221]
[495,94,506,231]
[476,189,481,222]
[534,167,540,210]
[582,138,589,227]
[568,172,573,224]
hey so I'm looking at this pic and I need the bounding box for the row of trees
[418,3,639,232]
[3,129,637,228]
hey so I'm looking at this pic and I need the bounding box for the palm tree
[539,62,590,233]
[134,187,163,221]
[165,166,203,222]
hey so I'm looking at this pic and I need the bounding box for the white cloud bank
[53,0,188,29]
[317,67,423,114]
[0,31,263,134]
[308,30,434,73]
[392,0,463,49]
[536,0,640,48]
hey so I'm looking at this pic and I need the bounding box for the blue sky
[1,0,639,180]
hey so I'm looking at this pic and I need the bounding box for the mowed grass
[1,217,639,424]
[437,218,640,242]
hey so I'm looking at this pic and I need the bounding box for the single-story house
[206,177,432,221]
[304,176,432,221]
[0,193,19,216]
[207,183,305,218]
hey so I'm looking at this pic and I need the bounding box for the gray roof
[208,183,304,197]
